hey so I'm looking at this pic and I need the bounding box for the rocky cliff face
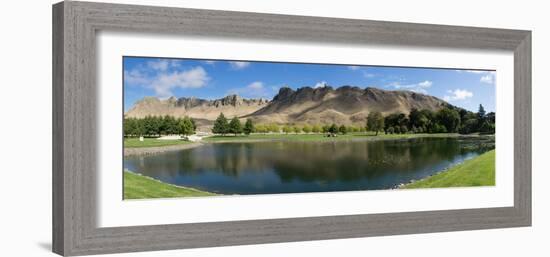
[125,94,269,121]
[247,86,449,125]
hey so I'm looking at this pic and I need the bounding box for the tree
[282,125,292,134]
[155,116,163,136]
[268,124,280,133]
[255,124,267,134]
[143,116,160,136]
[179,117,194,136]
[479,120,495,134]
[486,112,496,123]
[164,115,179,135]
[229,117,242,136]
[338,125,347,134]
[302,125,312,133]
[408,108,420,127]
[477,104,486,121]
[394,125,401,134]
[432,123,447,133]
[132,118,145,136]
[322,125,330,133]
[400,125,408,134]
[436,108,461,133]
[409,108,431,130]
[243,119,254,135]
[367,111,384,136]
[328,123,338,135]
[419,109,435,132]
[293,126,301,134]
[312,125,321,133]
[159,115,169,135]
[124,118,136,137]
[190,118,197,131]
[212,113,229,136]
[459,118,478,134]
[384,113,408,132]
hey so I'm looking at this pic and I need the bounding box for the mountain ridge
[125,94,269,121]
[125,85,450,129]
[246,85,449,125]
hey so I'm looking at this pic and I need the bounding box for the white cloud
[417,80,433,88]
[480,74,494,84]
[443,89,473,101]
[146,59,184,71]
[457,69,495,84]
[314,81,328,88]
[229,61,251,70]
[147,60,169,71]
[387,80,433,94]
[169,60,184,68]
[124,69,149,86]
[228,81,270,98]
[151,66,210,97]
[247,81,264,90]
[348,66,376,78]
[125,62,210,98]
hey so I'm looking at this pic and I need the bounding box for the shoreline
[399,149,495,189]
[124,171,217,199]
[124,133,491,156]
[203,133,482,143]
[124,142,204,156]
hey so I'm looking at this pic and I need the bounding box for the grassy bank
[124,138,193,148]
[203,133,464,143]
[403,149,495,189]
[124,171,217,199]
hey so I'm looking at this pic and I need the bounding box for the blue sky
[124,57,496,112]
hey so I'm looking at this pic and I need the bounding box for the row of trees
[367,104,495,135]
[123,115,196,137]
[212,113,255,136]
[279,123,365,135]
[126,104,495,137]
[211,104,495,136]
[212,113,370,136]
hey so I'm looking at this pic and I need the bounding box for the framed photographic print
[52,1,531,256]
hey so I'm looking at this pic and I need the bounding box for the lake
[124,137,494,195]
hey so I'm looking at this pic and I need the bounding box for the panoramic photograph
[122,57,496,200]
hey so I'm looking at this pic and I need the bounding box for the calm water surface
[124,137,494,195]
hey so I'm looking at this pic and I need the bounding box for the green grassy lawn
[124,137,193,148]
[203,133,461,142]
[124,171,217,199]
[403,149,495,189]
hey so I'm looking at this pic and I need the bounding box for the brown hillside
[246,86,449,125]
[125,95,269,121]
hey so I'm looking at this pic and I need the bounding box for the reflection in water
[124,137,494,195]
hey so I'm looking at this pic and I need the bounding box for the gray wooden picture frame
[52,1,531,256]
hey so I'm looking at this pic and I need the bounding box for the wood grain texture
[52,2,65,255]
[52,1,532,256]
